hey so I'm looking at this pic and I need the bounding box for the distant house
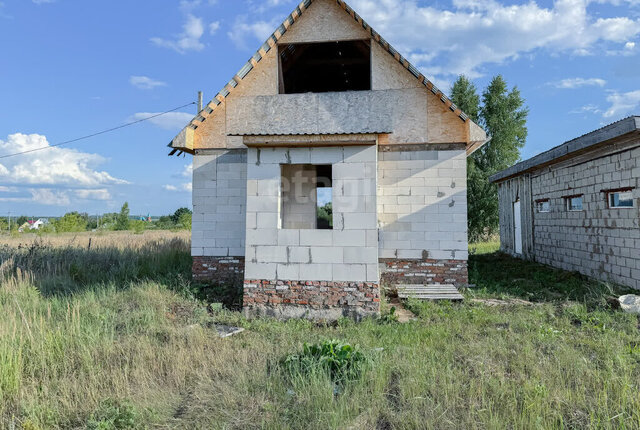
[17,219,48,232]
[166,0,488,320]
[490,116,640,290]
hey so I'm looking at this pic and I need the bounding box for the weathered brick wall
[243,279,380,321]
[193,256,245,284]
[377,147,468,261]
[530,141,640,289]
[379,259,468,286]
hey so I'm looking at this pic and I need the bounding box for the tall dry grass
[0,232,639,429]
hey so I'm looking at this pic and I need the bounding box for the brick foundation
[243,280,380,321]
[192,256,245,284]
[379,259,468,286]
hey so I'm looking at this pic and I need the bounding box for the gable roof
[490,116,640,183]
[168,0,479,155]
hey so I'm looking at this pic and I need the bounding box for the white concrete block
[343,213,377,229]
[288,148,311,164]
[311,246,344,263]
[310,147,343,164]
[246,229,278,246]
[255,246,288,263]
[278,229,300,246]
[299,264,333,281]
[288,246,311,263]
[257,212,279,229]
[203,247,229,257]
[366,264,379,282]
[332,230,366,247]
[333,264,366,282]
[343,247,377,264]
[343,145,376,163]
[300,230,333,246]
[244,262,277,280]
[277,263,300,280]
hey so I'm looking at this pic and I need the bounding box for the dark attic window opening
[279,40,371,94]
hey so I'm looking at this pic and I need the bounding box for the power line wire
[0,101,196,160]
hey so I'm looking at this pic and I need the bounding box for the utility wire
[0,101,196,160]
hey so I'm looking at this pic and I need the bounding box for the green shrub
[87,398,141,430]
[280,340,368,384]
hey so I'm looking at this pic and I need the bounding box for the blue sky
[1,0,639,217]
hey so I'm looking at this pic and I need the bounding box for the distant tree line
[0,203,192,235]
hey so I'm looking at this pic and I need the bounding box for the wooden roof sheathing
[168,0,476,153]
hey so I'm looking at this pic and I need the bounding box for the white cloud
[75,189,111,200]
[343,0,640,79]
[603,89,640,118]
[30,189,70,206]
[228,16,280,49]
[209,21,221,35]
[551,77,607,89]
[163,182,191,192]
[151,14,206,54]
[0,185,17,192]
[182,163,192,177]
[129,112,194,130]
[32,0,55,4]
[0,133,128,187]
[129,75,167,90]
[569,104,602,114]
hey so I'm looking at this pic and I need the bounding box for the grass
[1,233,639,429]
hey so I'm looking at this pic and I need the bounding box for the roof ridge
[490,115,640,183]
[170,0,472,151]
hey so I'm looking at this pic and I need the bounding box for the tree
[450,75,480,123]
[16,215,28,226]
[317,202,333,229]
[115,202,130,231]
[171,207,192,225]
[53,212,88,233]
[451,74,528,241]
[177,211,192,230]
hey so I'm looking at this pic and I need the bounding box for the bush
[280,340,368,384]
[87,398,142,430]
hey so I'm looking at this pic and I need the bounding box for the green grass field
[1,234,639,429]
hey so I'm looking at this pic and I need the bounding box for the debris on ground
[215,324,245,338]
[618,295,640,315]
[470,298,536,307]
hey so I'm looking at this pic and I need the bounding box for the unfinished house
[168,0,487,320]
[490,116,640,290]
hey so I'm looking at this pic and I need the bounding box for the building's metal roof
[168,0,477,153]
[490,116,640,183]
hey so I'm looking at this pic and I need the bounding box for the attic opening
[278,40,371,94]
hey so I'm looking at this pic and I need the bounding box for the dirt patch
[388,298,417,322]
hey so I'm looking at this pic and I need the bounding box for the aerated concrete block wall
[243,145,380,320]
[377,147,469,286]
[191,149,247,283]
[530,144,640,289]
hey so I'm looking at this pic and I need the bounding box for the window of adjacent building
[536,199,550,213]
[565,195,583,211]
[608,190,634,208]
[280,164,333,229]
[278,40,371,94]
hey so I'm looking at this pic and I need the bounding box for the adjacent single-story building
[167,0,487,320]
[490,116,640,290]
